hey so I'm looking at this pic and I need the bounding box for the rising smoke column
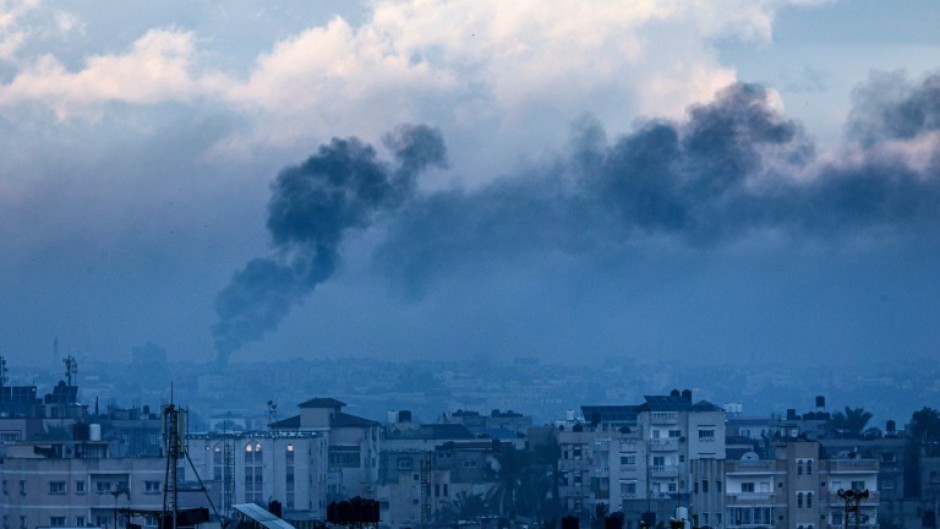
[212,124,446,363]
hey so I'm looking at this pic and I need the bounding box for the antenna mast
[163,400,184,529]
[63,355,77,387]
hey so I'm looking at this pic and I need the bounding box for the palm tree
[487,447,533,519]
[438,491,490,523]
[827,406,873,438]
[532,437,562,520]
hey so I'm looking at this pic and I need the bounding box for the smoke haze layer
[215,76,940,362]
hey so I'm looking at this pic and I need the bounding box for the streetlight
[837,489,869,529]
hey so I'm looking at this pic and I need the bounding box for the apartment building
[0,439,164,529]
[691,440,879,529]
[269,397,382,502]
[186,431,328,522]
[561,391,725,528]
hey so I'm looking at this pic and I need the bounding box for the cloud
[0,28,226,118]
[0,0,817,155]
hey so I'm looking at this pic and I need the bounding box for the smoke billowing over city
[1,2,940,527]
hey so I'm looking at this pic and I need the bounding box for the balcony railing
[650,464,679,477]
[650,439,679,451]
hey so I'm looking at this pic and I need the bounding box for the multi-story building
[186,431,328,523]
[269,397,382,501]
[625,391,725,525]
[0,439,164,529]
[564,390,725,528]
[692,440,879,529]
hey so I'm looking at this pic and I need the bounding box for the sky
[0,0,938,369]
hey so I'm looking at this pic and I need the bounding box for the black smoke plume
[377,79,940,290]
[212,124,446,363]
[214,75,940,361]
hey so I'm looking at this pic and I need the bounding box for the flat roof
[233,504,295,529]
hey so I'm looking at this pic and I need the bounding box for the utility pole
[163,402,185,529]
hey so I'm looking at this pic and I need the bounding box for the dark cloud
[212,124,447,363]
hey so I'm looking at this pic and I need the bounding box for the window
[668,482,677,492]
[443,484,448,497]
[145,481,161,493]
[621,481,637,495]
[75,480,85,494]
[797,492,804,508]
[398,458,414,470]
[653,456,665,466]
[807,492,813,508]
[286,444,295,509]
[702,479,709,493]
[717,480,722,492]
[245,442,264,503]
[96,481,112,494]
[76,516,86,527]
[2,480,6,495]
[679,455,685,462]
[851,480,866,492]
[18,481,25,495]
[49,481,66,494]
[620,454,636,465]
[669,430,681,438]
[741,482,755,493]
[50,517,66,527]
[698,428,715,440]
[573,446,582,459]
[798,461,804,475]
[328,446,360,468]
[882,479,896,490]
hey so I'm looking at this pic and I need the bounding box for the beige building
[691,440,879,529]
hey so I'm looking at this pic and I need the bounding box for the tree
[487,447,534,519]
[532,437,562,521]
[911,407,940,444]
[438,492,490,523]
[827,407,874,438]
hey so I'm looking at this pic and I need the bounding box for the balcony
[650,412,678,425]
[650,465,679,477]
[650,439,679,451]
[726,492,776,504]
